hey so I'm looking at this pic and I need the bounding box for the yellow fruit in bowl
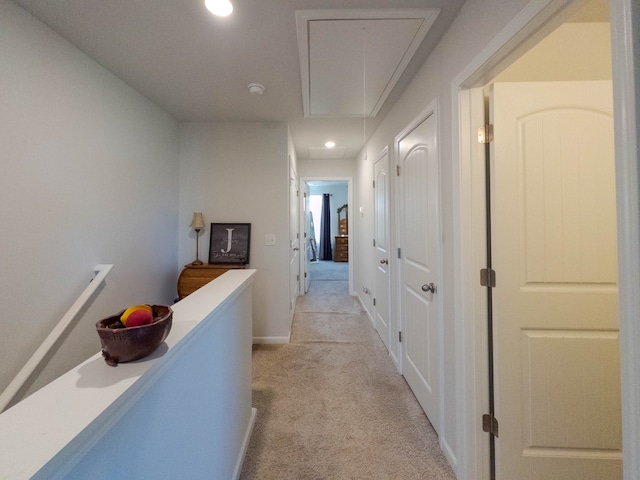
[120,304,153,327]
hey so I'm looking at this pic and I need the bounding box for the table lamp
[190,212,205,265]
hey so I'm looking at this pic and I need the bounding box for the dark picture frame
[208,223,251,265]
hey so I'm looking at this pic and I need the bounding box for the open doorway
[300,178,353,296]
[455,1,622,478]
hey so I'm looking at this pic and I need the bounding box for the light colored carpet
[308,260,349,281]
[240,262,456,479]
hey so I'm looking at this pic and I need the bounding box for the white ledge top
[0,269,256,480]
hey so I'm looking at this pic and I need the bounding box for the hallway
[240,261,456,479]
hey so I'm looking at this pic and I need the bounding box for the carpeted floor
[240,261,456,479]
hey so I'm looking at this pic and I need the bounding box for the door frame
[299,176,354,296]
[289,165,300,328]
[452,0,640,478]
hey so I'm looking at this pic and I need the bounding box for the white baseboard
[252,335,290,344]
[233,407,257,480]
[356,292,373,324]
[441,437,458,477]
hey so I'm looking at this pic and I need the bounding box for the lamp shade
[190,212,205,229]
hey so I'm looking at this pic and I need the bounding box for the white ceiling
[10,0,466,160]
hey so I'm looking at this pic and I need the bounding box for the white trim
[454,87,491,479]
[610,1,640,478]
[252,335,291,345]
[233,407,257,480]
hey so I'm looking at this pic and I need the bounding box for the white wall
[298,158,356,179]
[494,22,612,82]
[0,0,179,403]
[353,0,533,471]
[178,122,290,342]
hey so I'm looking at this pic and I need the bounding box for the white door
[289,168,300,327]
[397,108,441,433]
[374,147,391,352]
[303,182,311,293]
[490,81,622,479]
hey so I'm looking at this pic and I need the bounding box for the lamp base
[191,259,204,266]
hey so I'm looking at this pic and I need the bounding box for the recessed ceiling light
[204,0,233,17]
[325,141,336,148]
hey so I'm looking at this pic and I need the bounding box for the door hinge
[297,190,299,197]
[478,124,494,144]
[480,268,496,287]
[373,180,376,188]
[396,165,400,176]
[373,239,376,247]
[399,331,402,343]
[297,274,299,282]
[373,298,376,306]
[397,248,402,259]
[482,414,499,437]
[304,192,307,198]
[304,272,307,278]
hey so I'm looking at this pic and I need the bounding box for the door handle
[293,247,299,251]
[380,259,388,264]
[421,283,437,294]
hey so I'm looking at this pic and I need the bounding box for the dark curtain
[319,193,333,260]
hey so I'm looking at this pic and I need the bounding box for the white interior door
[490,81,622,479]
[374,147,391,351]
[397,108,441,433]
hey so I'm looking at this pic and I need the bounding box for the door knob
[380,259,388,264]
[421,283,436,293]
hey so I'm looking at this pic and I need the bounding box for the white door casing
[373,146,391,351]
[303,181,311,293]
[451,2,639,479]
[289,167,300,327]
[396,103,442,434]
[491,81,622,479]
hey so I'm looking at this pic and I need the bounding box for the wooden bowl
[96,305,172,366]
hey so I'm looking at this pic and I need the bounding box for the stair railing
[0,264,113,413]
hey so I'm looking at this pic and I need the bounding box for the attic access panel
[296,9,440,118]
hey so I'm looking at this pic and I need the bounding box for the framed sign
[208,223,251,265]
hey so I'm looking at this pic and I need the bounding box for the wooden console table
[177,264,246,299]
[334,235,349,262]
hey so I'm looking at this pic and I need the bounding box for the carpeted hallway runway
[240,261,456,479]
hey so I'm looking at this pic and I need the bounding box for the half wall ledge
[0,269,257,480]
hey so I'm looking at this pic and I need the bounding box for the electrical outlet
[264,234,276,246]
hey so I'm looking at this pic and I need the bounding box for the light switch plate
[264,234,276,246]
